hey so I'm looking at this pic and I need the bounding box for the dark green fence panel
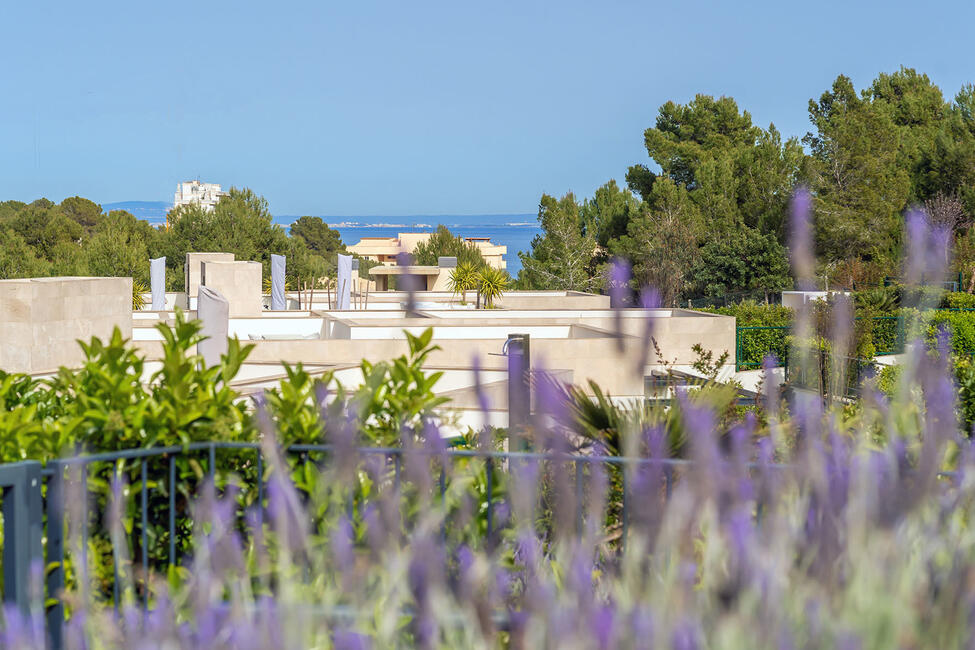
[735,326,790,371]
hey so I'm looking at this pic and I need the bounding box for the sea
[320,220,540,277]
[103,202,541,277]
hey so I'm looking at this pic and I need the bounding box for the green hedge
[927,311,975,356]
[870,317,903,355]
[940,292,975,310]
[736,327,789,369]
[701,303,792,369]
[702,302,793,326]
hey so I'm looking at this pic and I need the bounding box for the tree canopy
[517,194,599,292]
[0,188,354,294]
[412,225,486,268]
[519,67,975,302]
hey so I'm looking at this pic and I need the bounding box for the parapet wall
[0,277,133,373]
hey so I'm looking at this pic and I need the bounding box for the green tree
[448,262,479,304]
[687,227,792,299]
[643,95,761,189]
[60,196,104,234]
[610,179,700,305]
[286,237,330,291]
[580,180,641,249]
[866,67,949,203]
[85,211,155,283]
[289,216,346,257]
[412,225,486,267]
[475,266,509,308]
[9,200,84,260]
[518,193,598,292]
[631,94,805,240]
[918,85,975,221]
[804,75,911,263]
[162,188,290,290]
[0,226,50,278]
[48,242,89,276]
[0,200,26,224]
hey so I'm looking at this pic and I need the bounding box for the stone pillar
[185,252,235,309]
[201,260,263,317]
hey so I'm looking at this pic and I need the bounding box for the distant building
[173,181,227,212]
[348,232,507,270]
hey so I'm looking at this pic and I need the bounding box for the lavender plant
[5,194,975,648]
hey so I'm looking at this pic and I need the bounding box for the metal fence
[735,316,908,372]
[786,353,879,399]
[0,439,704,648]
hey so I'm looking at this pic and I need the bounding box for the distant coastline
[100,201,540,276]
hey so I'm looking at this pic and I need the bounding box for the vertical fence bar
[168,455,176,567]
[141,460,149,612]
[485,457,493,545]
[440,466,447,546]
[80,462,89,601]
[506,334,531,451]
[209,443,216,483]
[735,327,742,372]
[393,453,401,492]
[620,463,628,554]
[0,461,43,620]
[46,461,65,650]
[575,460,584,537]
[256,448,264,531]
[665,465,673,500]
[112,461,121,612]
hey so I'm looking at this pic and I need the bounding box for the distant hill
[102,201,170,222]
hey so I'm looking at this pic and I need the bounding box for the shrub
[956,357,975,434]
[854,285,900,312]
[701,302,792,368]
[702,301,793,326]
[927,311,975,356]
[940,291,975,310]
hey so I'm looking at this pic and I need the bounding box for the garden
[0,302,974,647]
[5,208,975,647]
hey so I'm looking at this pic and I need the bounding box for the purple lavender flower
[789,187,815,290]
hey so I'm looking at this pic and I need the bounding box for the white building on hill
[174,181,227,212]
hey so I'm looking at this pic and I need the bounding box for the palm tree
[449,262,479,305]
[476,266,509,309]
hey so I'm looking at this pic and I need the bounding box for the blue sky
[1,0,972,216]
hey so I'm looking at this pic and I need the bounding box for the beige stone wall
[135,334,647,398]
[201,261,264,317]
[430,268,452,291]
[185,253,235,305]
[0,277,132,373]
[496,292,610,310]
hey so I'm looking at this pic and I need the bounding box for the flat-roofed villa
[348,232,507,269]
[0,252,759,431]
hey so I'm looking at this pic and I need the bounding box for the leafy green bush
[869,315,902,355]
[955,358,975,433]
[854,285,900,312]
[875,363,901,396]
[264,329,449,447]
[927,311,975,356]
[700,302,793,368]
[940,291,975,310]
[703,301,793,326]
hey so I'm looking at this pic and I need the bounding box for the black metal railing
[3,440,711,649]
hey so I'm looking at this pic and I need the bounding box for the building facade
[173,181,227,212]
[348,232,507,269]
